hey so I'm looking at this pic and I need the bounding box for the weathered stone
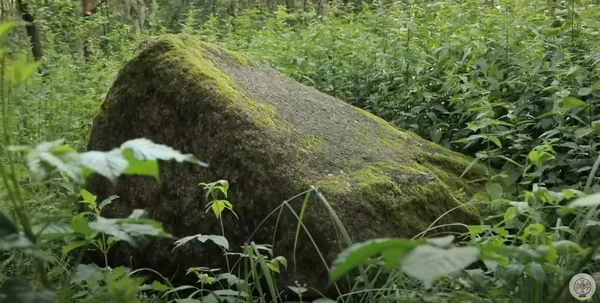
[85,35,488,297]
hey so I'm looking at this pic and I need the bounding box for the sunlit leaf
[400,245,479,288]
[80,149,129,182]
[562,96,588,109]
[329,238,425,283]
[567,193,600,207]
[120,138,207,166]
[173,234,230,251]
[26,140,82,183]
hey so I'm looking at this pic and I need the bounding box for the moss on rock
[86,34,489,298]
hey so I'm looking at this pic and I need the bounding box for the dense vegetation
[2,0,600,302]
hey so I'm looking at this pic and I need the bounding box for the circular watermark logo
[570,273,596,301]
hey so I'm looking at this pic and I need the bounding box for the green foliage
[5,0,600,302]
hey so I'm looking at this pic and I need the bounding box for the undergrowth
[2,0,600,302]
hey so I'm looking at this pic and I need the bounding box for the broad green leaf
[562,96,588,109]
[71,264,104,284]
[173,234,230,250]
[485,182,503,201]
[0,278,59,303]
[80,189,96,203]
[107,275,145,303]
[523,223,545,236]
[400,245,479,288]
[26,140,82,183]
[487,136,502,148]
[426,235,455,248]
[69,214,97,239]
[525,262,546,282]
[312,299,337,303]
[0,21,21,40]
[528,150,541,165]
[122,148,159,179]
[120,138,207,166]
[61,240,87,258]
[579,87,593,96]
[80,149,128,182]
[329,238,425,283]
[575,127,593,139]
[567,193,600,207]
[35,222,74,239]
[592,121,600,134]
[150,281,171,292]
[88,213,172,248]
[10,58,41,85]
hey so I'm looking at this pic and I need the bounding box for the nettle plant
[1,134,207,303]
[327,146,600,302]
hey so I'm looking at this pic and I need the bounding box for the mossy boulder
[85,35,488,296]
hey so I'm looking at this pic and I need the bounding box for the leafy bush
[4,0,600,302]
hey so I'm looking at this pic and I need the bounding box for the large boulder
[85,35,488,296]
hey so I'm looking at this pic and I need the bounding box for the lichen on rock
[85,34,489,297]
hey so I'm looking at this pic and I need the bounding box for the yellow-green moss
[355,108,411,139]
[197,40,253,66]
[420,152,488,179]
[298,135,328,154]
[155,35,290,133]
[315,174,352,195]
[223,49,253,66]
[351,164,398,191]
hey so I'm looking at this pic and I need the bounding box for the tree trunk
[317,0,328,18]
[229,0,237,16]
[16,0,43,62]
[82,0,93,59]
[285,0,294,12]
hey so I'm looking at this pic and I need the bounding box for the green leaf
[80,189,96,203]
[69,214,97,239]
[528,150,541,165]
[487,136,502,148]
[523,223,545,236]
[80,149,128,182]
[150,281,171,292]
[35,222,74,239]
[0,278,59,303]
[400,245,479,288]
[61,240,87,258]
[71,264,104,284]
[525,262,546,282]
[575,127,593,139]
[0,21,21,40]
[120,138,207,166]
[107,275,145,303]
[328,238,425,283]
[173,234,230,250]
[26,140,82,183]
[567,193,600,207]
[89,214,172,249]
[578,87,593,96]
[562,96,588,109]
[426,235,455,248]
[122,148,159,180]
[485,182,503,201]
